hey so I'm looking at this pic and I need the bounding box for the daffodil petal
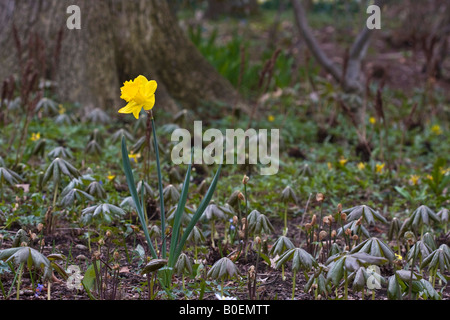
[134,75,149,86]
[145,80,157,95]
[118,101,138,114]
[132,107,141,119]
[143,95,155,110]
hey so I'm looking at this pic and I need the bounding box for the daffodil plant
[118,75,222,290]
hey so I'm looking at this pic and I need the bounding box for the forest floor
[0,5,449,302]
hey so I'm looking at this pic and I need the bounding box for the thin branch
[291,0,342,83]
[291,0,388,93]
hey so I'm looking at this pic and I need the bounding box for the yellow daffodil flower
[339,157,348,166]
[430,124,442,135]
[118,75,157,119]
[30,132,41,142]
[409,174,420,186]
[357,162,365,170]
[375,163,385,174]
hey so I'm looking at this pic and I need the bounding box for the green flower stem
[253,241,262,299]
[16,262,24,300]
[49,181,59,234]
[210,222,216,248]
[0,278,5,297]
[431,268,437,288]
[344,268,348,300]
[244,184,248,217]
[291,270,296,300]
[150,113,166,259]
[283,206,288,236]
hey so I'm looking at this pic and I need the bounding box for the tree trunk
[0,0,246,114]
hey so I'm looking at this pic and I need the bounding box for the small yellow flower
[425,174,433,181]
[107,173,116,181]
[267,115,275,122]
[58,104,66,115]
[128,151,140,163]
[375,163,385,174]
[395,253,403,261]
[369,117,376,125]
[430,124,442,135]
[440,167,450,175]
[30,132,41,142]
[357,162,365,170]
[118,75,157,119]
[327,162,333,170]
[409,174,420,186]
[338,157,348,166]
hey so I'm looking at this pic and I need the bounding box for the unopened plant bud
[352,235,359,241]
[98,238,105,246]
[331,230,337,238]
[248,265,256,280]
[113,251,120,260]
[304,223,312,231]
[345,228,352,236]
[340,213,347,222]
[319,230,327,241]
[337,203,342,213]
[232,216,238,225]
[238,192,245,201]
[241,218,247,230]
[255,236,261,245]
[356,217,363,226]
[311,214,317,225]
[106,230,112,238]
[316,193,324,202]
[37,223,44,232]
[242,175,249,185]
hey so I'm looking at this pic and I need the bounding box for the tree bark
[0,0,246,114]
